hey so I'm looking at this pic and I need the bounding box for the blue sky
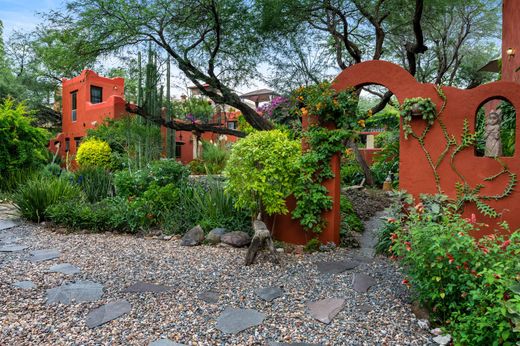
[0,0,62,39]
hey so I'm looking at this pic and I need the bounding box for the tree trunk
[245,220,281,266]
[348,139,375,186]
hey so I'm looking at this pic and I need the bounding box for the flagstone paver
[352,273,377,293]
[85,300,131,328]
[316,260,359,274]
[255,286,284,301]
[307,298,345,324]
[47,263,81,275]
[0,244,28,252]
[215,307,265,334]
[46,280,104,305]
[13,280,36,289]
[30,249,60,262]
[122,281,173,293]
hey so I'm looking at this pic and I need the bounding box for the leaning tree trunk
[348,139,375,186]
[245,219,281,266]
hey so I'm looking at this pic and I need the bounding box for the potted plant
[400,97,437,138]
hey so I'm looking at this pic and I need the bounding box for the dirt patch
[343,188,393,221]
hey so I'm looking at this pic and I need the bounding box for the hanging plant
[400,97,437,139]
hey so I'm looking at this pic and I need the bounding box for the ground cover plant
[380,193,520,345]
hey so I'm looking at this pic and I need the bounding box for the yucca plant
[13,176,82,223]
[75,166,114,203]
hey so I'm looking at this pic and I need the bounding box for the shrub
[76,138,112,168]
[0,98,49,190]
[75,166,113,203]
[392,198,519,344]
[225,130,301,216]
[341,150,364,186]
[340,195,364,233]
[14,176,82,222]
[114,159,189,197]
[371,131,399,186]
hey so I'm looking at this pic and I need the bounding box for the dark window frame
[71,91,78,122]
[175,142,183,158]
[90,85,103,104]
[65,138,70,152]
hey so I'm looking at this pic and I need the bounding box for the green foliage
[340,195,364,234]
[340,158,364,186]
[87,116,163,171]
[304,238,321,253]
[237,114,255,134]
[76,138,112,169]
[189,141,230,175]
[75,166,114,203]
[392,198,519,345]
[371,131,399,186]
[114,159,189,198]
[172,97,214,123]
[225,129,301,216]
[0,98,49,190]
[400,97,437,139]
[13,176,82,222]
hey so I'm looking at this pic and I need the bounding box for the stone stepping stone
[0,244,28,252]
[86,300,131,328]
[149,339,186,346]
[198,290,219,304]
[352,273,377,293]
[316,260,359,275]
[122,281,173,293]
[215,307,265,334]
[307,298,345,324]
[0,220,19,231]
[46,280,104,304]
[47,263,81,275]
[30,249,60,262]
[255,286,284,302]
[13,280,36,289]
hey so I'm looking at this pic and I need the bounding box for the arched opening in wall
[475,98,516,157]
[342,85,399,188]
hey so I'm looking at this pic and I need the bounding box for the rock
[220,231,251,247]
[319,242,336,252]
[430,328,443,335]
[46,280,104,304]
[0,244,28,252]
[255,286,284,302]
[215,307,265,334]
[417,319,430,330]
[198,290,219,304]
[0,220,19,231]
[206,228,227,244]
[47,263,81,275]
[30,249,60,262]
[352,273,377,293]
[307,298,345,324]
[122,281,173,293]
[149,339,186,346]
[276,248,284,253]
[433,334,451,346]
[163,235,173,241]
[356,303,373,313]
[13,280,36,289]
[180,225,204,246]
[411,300,430,320]
[316,260,359,275]
[86,300,131,328]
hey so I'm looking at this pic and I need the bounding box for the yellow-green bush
[76,138,112,168]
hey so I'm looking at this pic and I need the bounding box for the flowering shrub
[391,196,519,344]
[76,138,112,168]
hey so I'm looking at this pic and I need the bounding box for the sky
[0,0,268,97]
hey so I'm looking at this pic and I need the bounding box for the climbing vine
[402,86,517,218]
[290,82,362,233]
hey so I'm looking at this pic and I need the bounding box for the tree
[40,0,273,131]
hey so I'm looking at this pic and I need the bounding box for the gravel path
[1,221,433,345]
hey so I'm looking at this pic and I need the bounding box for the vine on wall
[401,87,517,218]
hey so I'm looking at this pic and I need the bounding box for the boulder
[180,225,204,246]
[220,231,251,247]
[206,228,228,244]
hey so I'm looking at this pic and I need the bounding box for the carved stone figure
[485,109,502,157]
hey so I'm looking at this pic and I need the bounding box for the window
[71,91,77,122]
[175,142,183,158]
[227,121,237,130]
[74,137,82,149]
[90,86,103,104]
[65,138,70,152]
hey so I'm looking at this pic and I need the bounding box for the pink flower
[447,253,454,264]
[500,239,511,250]
[387,217,397,223]
[464,213,477,224]
[402,279,410,287]
[405,241,412,251]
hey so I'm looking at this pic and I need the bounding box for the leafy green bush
[392,198,519,344]
[75,166,113,203]
[114,159,189,197]
[340,195,363,233]
[0,98,49,190]
[14,176,82,222]
[371,131,399,186]
[341,155,364,186]
[76,138,112,168]
[225,130,301,216]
